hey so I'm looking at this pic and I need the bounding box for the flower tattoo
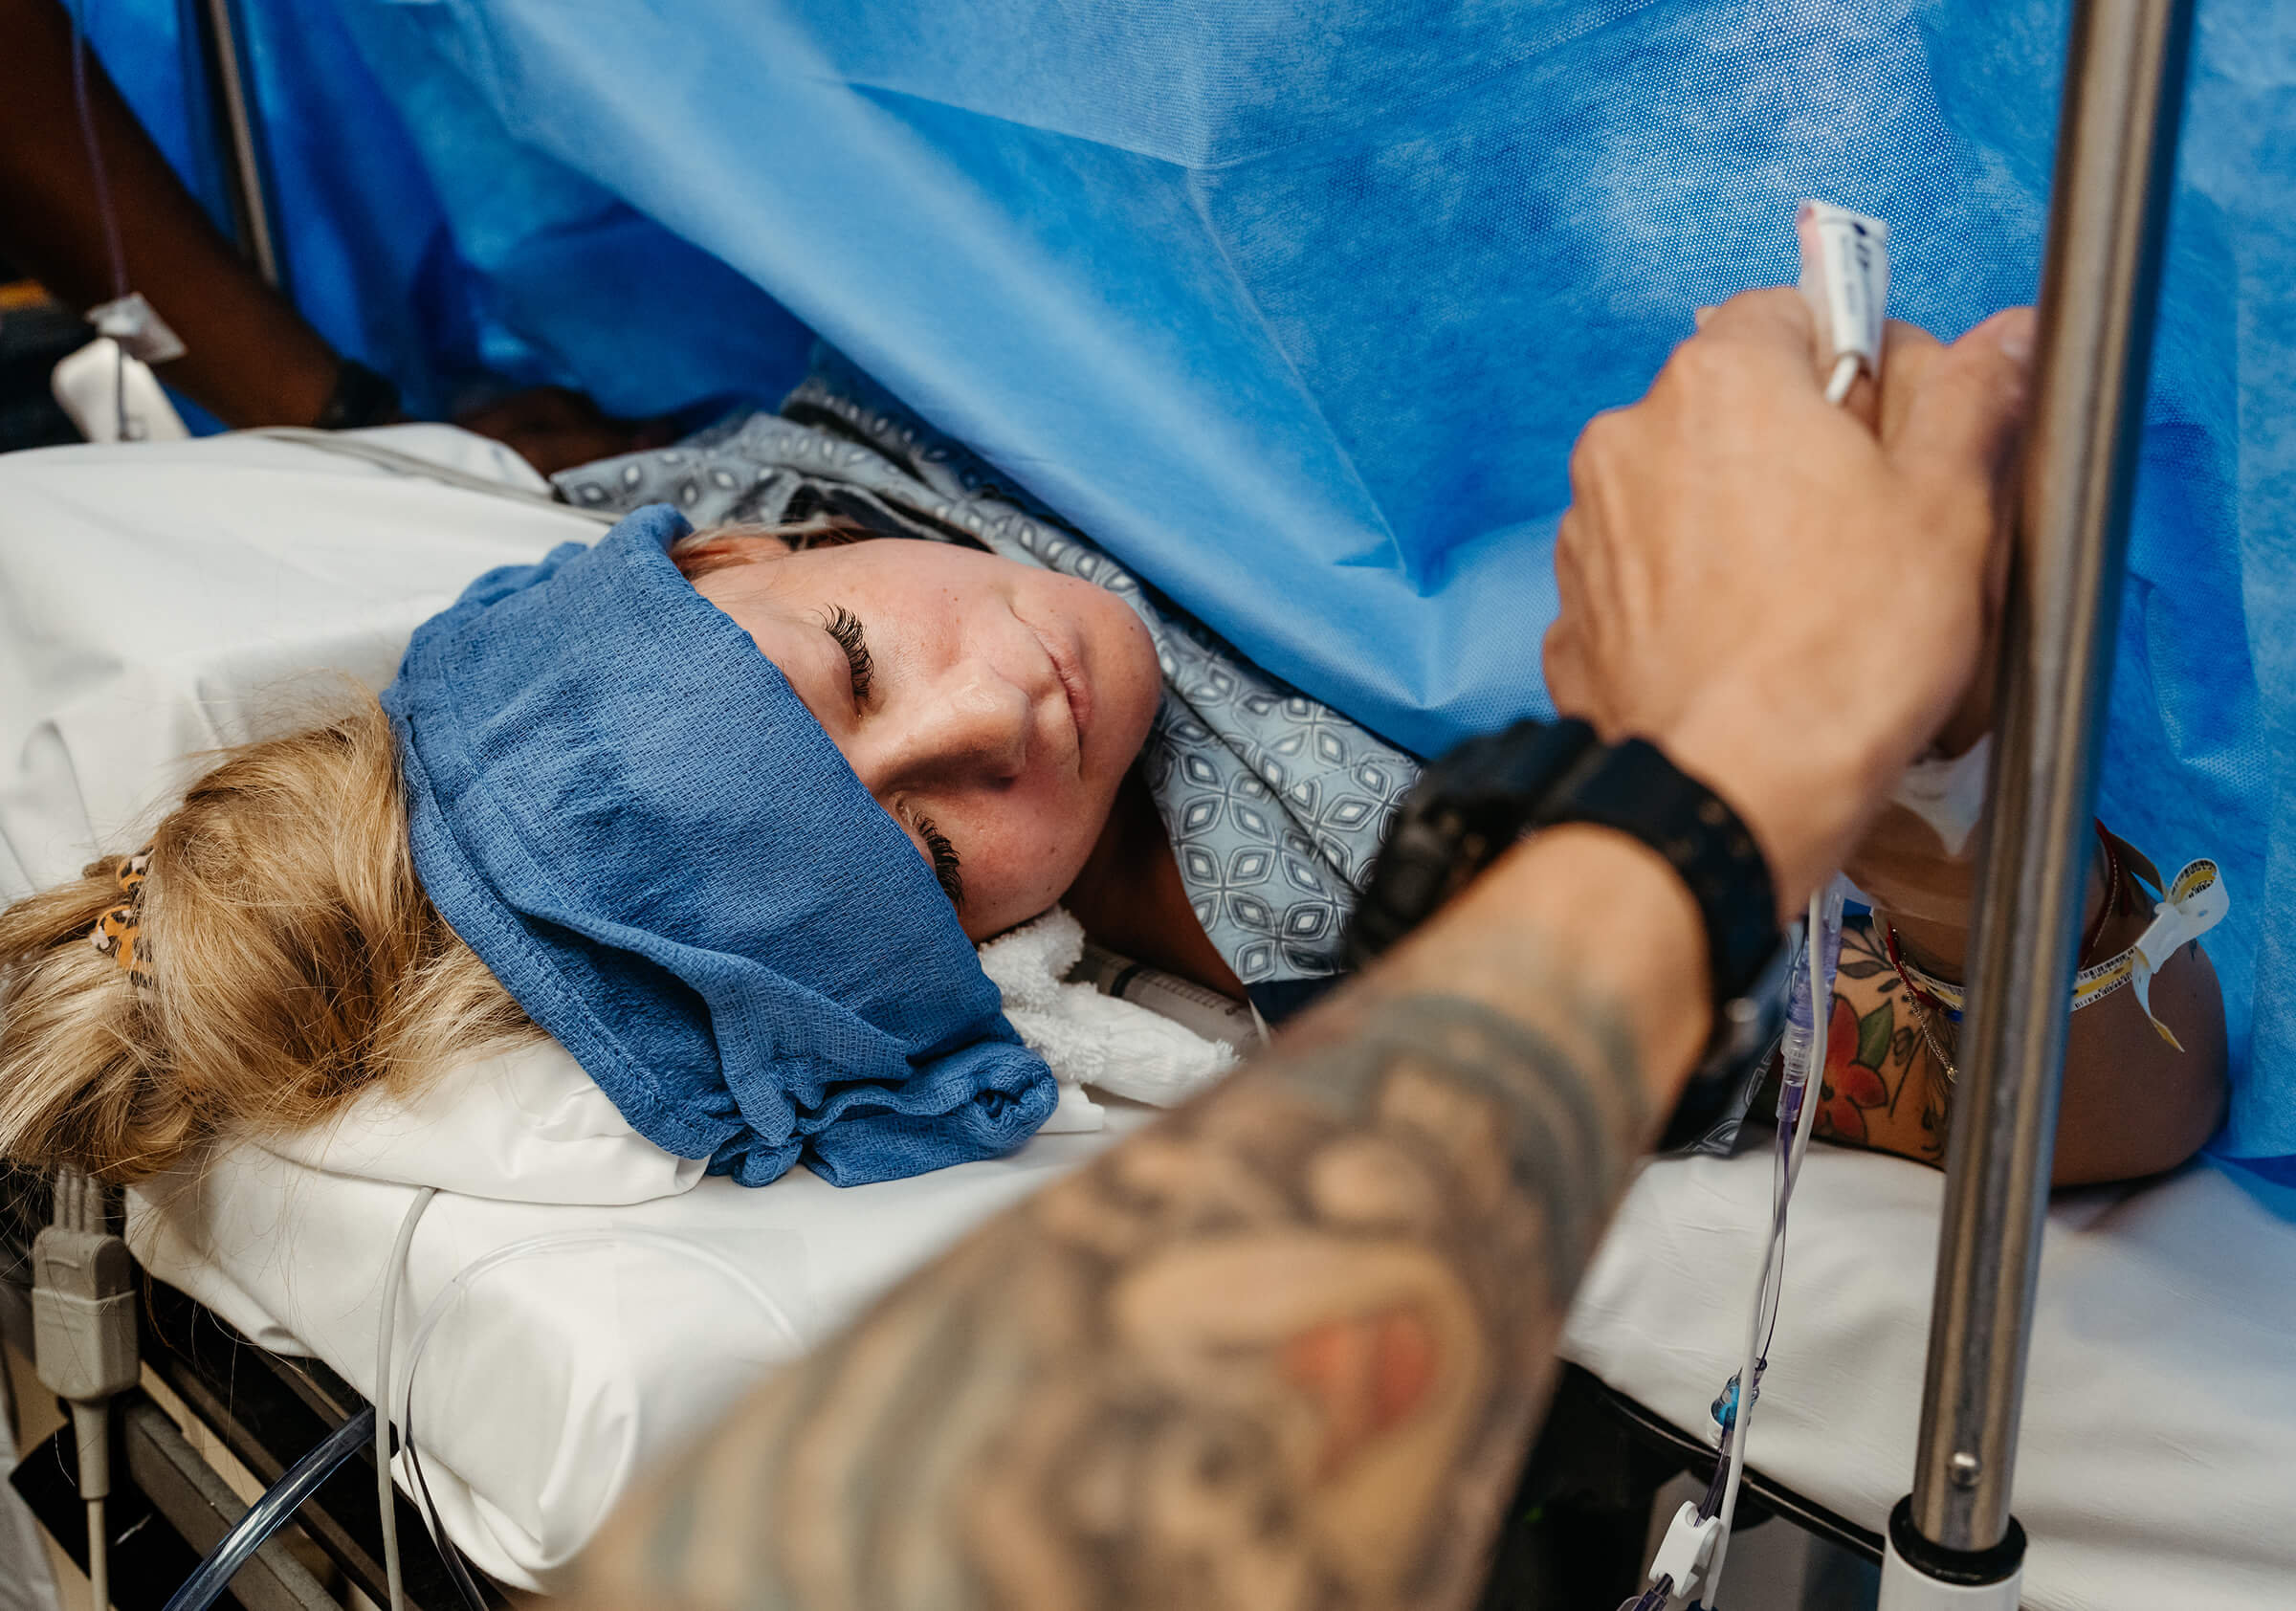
[1815,992,1891,1144]
[1809,919,1947,1162]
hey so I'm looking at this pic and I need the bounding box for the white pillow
[260,1037,705,1203]
[0,425,592,897]
[0,427,700,1205]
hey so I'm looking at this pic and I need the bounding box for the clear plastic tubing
[159,1404,377,1611]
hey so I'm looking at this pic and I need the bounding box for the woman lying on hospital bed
[0,332,2225,1193]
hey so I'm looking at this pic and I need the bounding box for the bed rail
[1880,0,2196,1602]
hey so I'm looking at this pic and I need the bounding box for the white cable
[1822,352,1862,407]
[1786,955,1826,1191]
[86,1494,105,1610]
[239,429,614,520]
[377,1187,437,1611]
[1695,289,1868,1604]
[1634,205,1881,1610]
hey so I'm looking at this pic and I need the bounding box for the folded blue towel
[383,504,1057,1185]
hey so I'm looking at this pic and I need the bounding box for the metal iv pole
[1877,0,2192,1604]
[192,0,286,290]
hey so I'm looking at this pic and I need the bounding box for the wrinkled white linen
[0,426,584,901]
[1562,1147,2296,1611]
[979,907,1238,1125]
[128,1100,1142,1588]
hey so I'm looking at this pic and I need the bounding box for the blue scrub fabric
[82,3,2296,1168]
[382,504,1056,1186]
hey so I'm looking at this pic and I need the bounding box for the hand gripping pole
[1879,0,2194,1603]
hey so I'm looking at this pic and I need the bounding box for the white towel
[978,908,1240,1131]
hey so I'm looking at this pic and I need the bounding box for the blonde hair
[0,702,540,1184]
[0,515,890,1185]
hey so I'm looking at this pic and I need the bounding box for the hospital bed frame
[3,1177,490,1611]
[1482,1364,1886,1606]
[7,1269,1839,1611]
[6,0,2191,1603]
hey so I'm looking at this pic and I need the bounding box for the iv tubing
[1706,891,1830,1605]
[157,1404,377,1611]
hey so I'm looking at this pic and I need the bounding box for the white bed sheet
[13,432,2296,1603]
[1560,1145,2296,1611]
[127,1067,1147,1590]
[131,1122,2296,1603]
[0,426,594,898]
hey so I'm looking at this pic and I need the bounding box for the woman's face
[693,537,1163,939]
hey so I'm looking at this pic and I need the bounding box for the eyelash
[823,606,874,704]
[820,607,959,909]
[911,812,965,910]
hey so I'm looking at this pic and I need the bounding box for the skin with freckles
[689,532,1165,940]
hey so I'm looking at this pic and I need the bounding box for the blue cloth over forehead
[381,503,1057,1186]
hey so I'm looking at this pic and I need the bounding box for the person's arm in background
[565,287,2031,1611]
[0,0,664,470]
[1823,806,2225,1184]
[0,0,340,427]
[1799,321,2228,1186]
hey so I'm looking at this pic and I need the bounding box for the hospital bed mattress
[12,430,2294,1602]
[125,1069,1151,1590]
[125,1101,2296,1605]
[1559,1145,2296,1611]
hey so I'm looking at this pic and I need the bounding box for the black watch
[1346,719,1790,1149]
[312,358,403,431]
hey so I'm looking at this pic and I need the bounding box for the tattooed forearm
[575,980,1651,1611]
[1272,992,1645,1302]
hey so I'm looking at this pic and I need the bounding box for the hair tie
[87,848,154,986]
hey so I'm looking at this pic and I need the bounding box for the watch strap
[1530,737,1781,1005]
[312,358,403,431]
[1343,718,1597,968]
[1343,720,1787,1152]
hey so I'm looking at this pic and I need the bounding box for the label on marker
[1796,201,1890,375]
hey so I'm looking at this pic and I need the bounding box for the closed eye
[910,812,965,911]
[822,606,874,705]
